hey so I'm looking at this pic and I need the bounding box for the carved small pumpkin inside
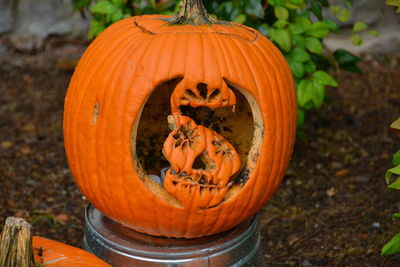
[64,0,297,238]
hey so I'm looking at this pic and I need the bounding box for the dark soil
[0,37,399,266]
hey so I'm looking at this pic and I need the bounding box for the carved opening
[132,77,263,209]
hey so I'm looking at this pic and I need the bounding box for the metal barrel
[83,204,264,267]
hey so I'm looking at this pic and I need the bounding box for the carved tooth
[200,186,206,195]
[167,115,176,131]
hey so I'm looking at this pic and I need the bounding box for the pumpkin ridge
[255,39,296,206]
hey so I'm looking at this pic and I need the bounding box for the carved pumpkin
[64,0,297,238]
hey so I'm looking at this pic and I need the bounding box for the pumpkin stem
[169,0,218,25]
[0,217,37,267]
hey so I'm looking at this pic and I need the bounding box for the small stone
[55,213,69,223]
[326,187,336,197]
[335,169,349,177]
[26,179,39,186]
[372,222,381,228]
[1,141,13,148]
[20,146,32,154]
[22,123,35,132]
[301,259,312,267]
[23,74,34,84]
[354,175,369,183]
[330,161,343,169]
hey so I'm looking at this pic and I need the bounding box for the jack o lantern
[64,0,297,238]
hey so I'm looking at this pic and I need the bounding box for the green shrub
[382,118,400,256]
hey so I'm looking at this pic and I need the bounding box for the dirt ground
[0,37,399,266]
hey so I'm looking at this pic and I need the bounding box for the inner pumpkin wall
[135,79,255,180]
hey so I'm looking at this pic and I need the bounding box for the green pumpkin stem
[169,0,218,25]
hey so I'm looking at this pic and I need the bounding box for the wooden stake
[0,217,35,267]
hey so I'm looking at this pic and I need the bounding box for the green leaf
[110,9,123,23]
[271,28,292,52]
[292,35,305,48]
[258,24,271,37]
[305,21,330,38]
[330,5,341,15]
[304,61,316,73]
[333,49,362,73]
[218,2,239,21]
[297,108,305,127]
[387,165,400,186]
[91,0,118,15]
[391,118,400,130]
[295,16,312,28]
[234,14,247,24]
[289,47,311,63]
[316,0,329,7]
[353,21,368,32]
[351,34,363,46]
[73,0,92,10]
[311,54,331,70]
[275,6,289,20]
[336,8,351,22]
[309,1,323,20]
[289,61,305,79]
[284,0,306,9]
[387,0,400,9]
[345,0,354,8]
[111,0,125,8]
[393,150,400,166]
[297,79,313,107]
[244,0,265,19]
[289,23,304,35]
[273,20,288,29]
[393,212,400,219]
[88,19,106,39]
[305,37,323,55]
[388,175,400,189]
[324,19,339,33]
[312,71,338,87]
[367,30,380,37]
[382,233,400,255]
[311,82,325,108]
[270,0,285,6]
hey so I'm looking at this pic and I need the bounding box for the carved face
[64,15,297,238]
